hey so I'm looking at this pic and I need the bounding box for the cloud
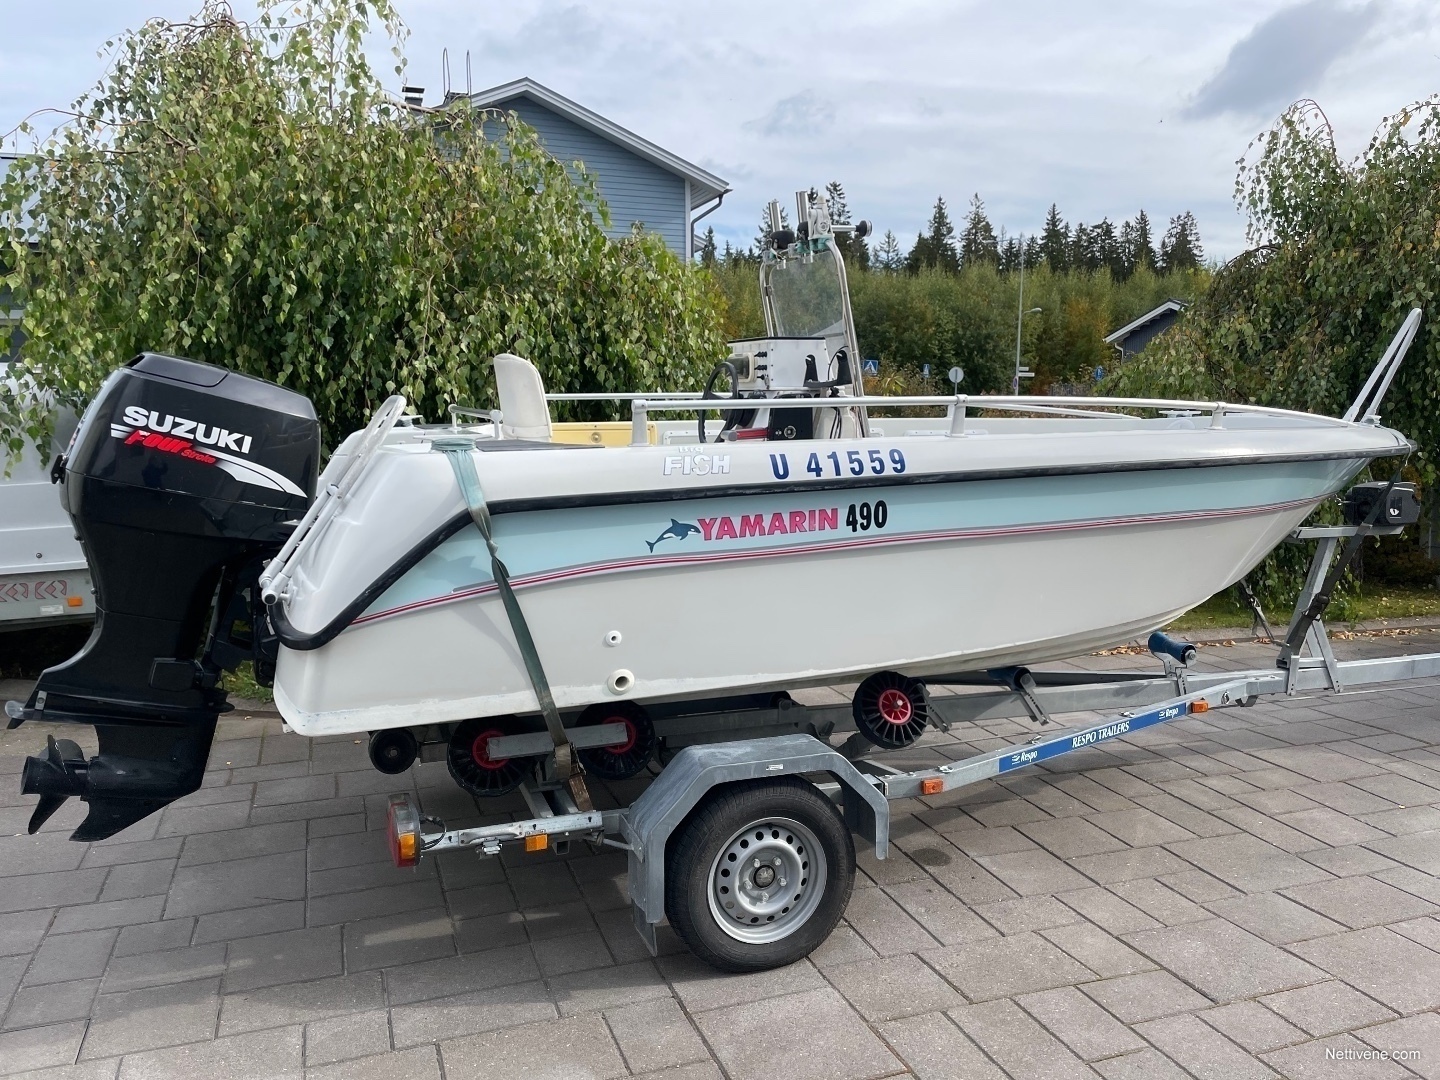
[465,4,609,67]
[745,91,835,138]
[12,0,1440,261]
[1183,0,1380,119]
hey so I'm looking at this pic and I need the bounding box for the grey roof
[464,78,729,209]
[1104,298,1189,346]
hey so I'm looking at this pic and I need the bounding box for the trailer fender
[621,733,888,954]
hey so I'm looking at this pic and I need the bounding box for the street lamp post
[1013,243,1042,393]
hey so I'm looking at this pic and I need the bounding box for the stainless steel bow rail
[386,508,1440,959]
[620,392,1374,446]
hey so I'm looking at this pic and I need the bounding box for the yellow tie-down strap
[552,421,656,446]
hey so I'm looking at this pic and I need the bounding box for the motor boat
[6,188,1419,841]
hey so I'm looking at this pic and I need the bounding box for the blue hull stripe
[356,459,1360,627]
[354,494,1320,628]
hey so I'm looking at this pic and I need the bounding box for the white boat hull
[272,424,1391,736]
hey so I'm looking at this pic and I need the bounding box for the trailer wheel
[446,717,531,797]
[665,778,855,972]
[852,671,929,749]
[575,702,655,781]
[368,729,418,775]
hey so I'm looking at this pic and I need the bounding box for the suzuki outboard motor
[5,354,318,840]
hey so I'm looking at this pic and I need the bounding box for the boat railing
[261,394,408,606]
[616,393,1362,447]
[545,392,707,401]
[1344,307,1422,423]
[530,307,1425,446]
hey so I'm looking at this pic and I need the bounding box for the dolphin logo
[647,519,700,552]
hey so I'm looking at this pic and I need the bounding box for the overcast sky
[2,0,1437,260]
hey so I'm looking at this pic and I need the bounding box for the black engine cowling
[6,353,319,840]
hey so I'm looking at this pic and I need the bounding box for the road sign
[861,358,880,376]
[1017,367,1035,380]
[921,364,931,378]
[948,367,963,387]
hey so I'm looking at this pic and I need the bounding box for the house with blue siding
[1104,299,1189,359]
[466,78,728,259]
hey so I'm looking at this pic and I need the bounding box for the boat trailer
[385,507,1440,970]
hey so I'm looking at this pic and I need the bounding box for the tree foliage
[1159,212,1203,273]
[873,229,903,271]
[1119,211,1156,276]
[0,0,723,461]
[714,183,1205,392]
[1026,207,1165,279]
[1107,98,1440,471]
[1105,97,1440,608]
[713,258,1199,393]
[959,194,999,267]
[1039,204,1070,271]
[906,197,960,273]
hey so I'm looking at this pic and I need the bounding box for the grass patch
[1168,582,1440,633]
[222,662,275,705]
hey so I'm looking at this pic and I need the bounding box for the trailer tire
[664,777,854,972]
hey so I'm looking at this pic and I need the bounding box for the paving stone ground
[0,631,1438,1079]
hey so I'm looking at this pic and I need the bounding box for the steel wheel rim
[707,815,827,944]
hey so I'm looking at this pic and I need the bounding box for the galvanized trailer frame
[385,515,1440,958]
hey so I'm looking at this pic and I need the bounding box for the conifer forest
[698,185,1208,394]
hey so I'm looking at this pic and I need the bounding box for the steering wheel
[699,362,741,444]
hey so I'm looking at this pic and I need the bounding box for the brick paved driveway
[0,633,1437,1079]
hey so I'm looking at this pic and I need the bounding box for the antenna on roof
[437,48,466,106]
[466,52,473,98]
[442,48,451,100]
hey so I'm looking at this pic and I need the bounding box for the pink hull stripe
[349,496,1321,630]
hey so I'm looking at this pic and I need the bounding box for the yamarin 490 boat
[8,189,1418,843]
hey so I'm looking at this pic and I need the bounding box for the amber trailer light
[387,794,422,867]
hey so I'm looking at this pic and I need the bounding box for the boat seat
[492,353,553,441]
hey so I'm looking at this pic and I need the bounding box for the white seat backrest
[492,353,552,441]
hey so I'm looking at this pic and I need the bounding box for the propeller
[19,719,218,842]
[22,735,87,834]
